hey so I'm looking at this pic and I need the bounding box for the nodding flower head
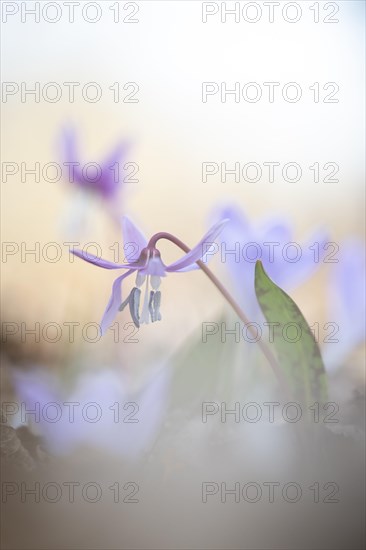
[72,217,228,334]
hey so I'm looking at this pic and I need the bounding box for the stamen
[140,276,151,324]
[148,290,155,322]
[119,294,131,312]
[129,287,141,328]
[136,271,146,287]
[153,291,162,321]
[151,275,161,290]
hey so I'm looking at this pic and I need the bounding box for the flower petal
[72,249,134,269]
[122,216,148,261]
[61,127,86,186]
[323,239,366,372]
[140,256,167,276]
[99,142,129,198]
[258,216,292,247]
[211,204,251,235]
[102,142,129,172]
[166,219,229,272]
[61,126,79,165]
[276,228,329,289]
[11,369,74,454]
[100,270,134,335]
[171,263,200,273]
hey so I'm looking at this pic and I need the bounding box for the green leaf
[254,260,327,406]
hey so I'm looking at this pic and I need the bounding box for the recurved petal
[122,216,148,261]
[99,142,129,197]
[258,216,292,247]
[72,249,134,270]
[166,219,229,272]
[100,270,134,335]
[172,263,200,273]
[102,141,129,171]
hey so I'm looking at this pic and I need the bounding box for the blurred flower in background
[212,204,329,320]
[59,126,129,236]
[323,239,366,372]
[11,365,170,458]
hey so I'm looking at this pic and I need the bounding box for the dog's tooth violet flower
[12,366,170,457]
[62,126,128,199]
[72,217,228,334]
[71,216,288,395]
[212,204,329,318]
[59,127,130,237]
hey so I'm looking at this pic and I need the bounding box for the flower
[58,127,130,237]
[323,239,365,372]
[212,204,329,319]
[11,366,170,457]
[61,126,128,199]
[72,217,228,334]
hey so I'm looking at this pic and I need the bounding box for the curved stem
[148,232,292,398]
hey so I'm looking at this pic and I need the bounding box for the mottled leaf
[254,260,327,405]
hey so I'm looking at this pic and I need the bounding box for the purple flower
[11,366,170,457]
[61,127,128,199]
[72,217,228,334]
[323,239,365,371]
[213,204,329,318]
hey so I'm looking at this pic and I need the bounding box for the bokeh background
[1,1,365,549]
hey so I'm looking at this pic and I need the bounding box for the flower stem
[148,232,292,399]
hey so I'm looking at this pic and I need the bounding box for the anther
[153,291,162,321]
[129,287,141,328]
[148,290,155,322]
